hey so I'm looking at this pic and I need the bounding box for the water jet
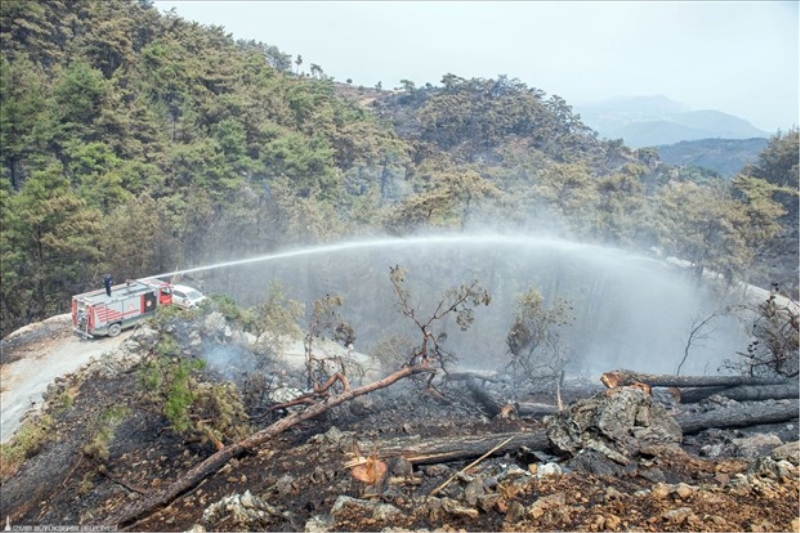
[153,232,748,377]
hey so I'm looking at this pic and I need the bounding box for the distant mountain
[575,96,770,148]
[656,138,769,178]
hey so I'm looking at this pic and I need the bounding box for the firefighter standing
[104,274,113,296]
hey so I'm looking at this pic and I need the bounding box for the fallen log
[515,402,559,417]
[106,365,435,530]
[443,371,505,384]
[366,400,799,464]
[678,383,800,404]
[602,369,790,389]
[466,376,506,417]
[371,430,551,465]
[676,399,799,434]
[465,378,562,417]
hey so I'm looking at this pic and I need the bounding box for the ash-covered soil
[1,314,798,532]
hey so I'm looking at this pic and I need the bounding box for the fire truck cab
[72,279,174,338]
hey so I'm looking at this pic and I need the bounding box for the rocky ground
[0,313,798,532]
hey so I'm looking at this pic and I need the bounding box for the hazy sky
[154,1,798,132]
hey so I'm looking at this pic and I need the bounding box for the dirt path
[0,314,133,443]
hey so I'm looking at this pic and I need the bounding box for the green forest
[1,0,798,338]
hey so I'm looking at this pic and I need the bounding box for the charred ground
[1,314,798,532]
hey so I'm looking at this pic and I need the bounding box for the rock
[350,396,374,416]
[565,450,627,477]
[309,426,345,448]
[330,495,373,518]
[201,491,280,530]
[463,477,485,506]
[638,468,665,483]
[604,514,622,529]
[673,483,695,499]
[503,501,526,523]
[304,515,333,533]
[203,312,227,334]
[662,506,694,524]
[651,483,671,499]
[497,463,529,480]
[546,387,682,461]
[700,442,726,459]
[732,433,783,458]
[527,492,565,519]
[388,456,414,477]
[534,462,562,478]
[189,331,202,347]
[423,464,451,477]
[421,497,443,521]
[272,474,296,495]
[747,457,798,481]
[329,495,401,522]
[372,503,402,521]
[184,525,205,533]
[240,489,255,508]
[770,440,800,465]
[268,386,305,405]
[714,473,730,487]
[477,493,502,512]
[441,497,479,519]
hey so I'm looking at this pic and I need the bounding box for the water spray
[143,232,643,281]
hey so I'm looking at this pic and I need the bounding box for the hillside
[656,138,769,178]
[1,0,797,328]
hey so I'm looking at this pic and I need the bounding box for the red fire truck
[72,279,174,338]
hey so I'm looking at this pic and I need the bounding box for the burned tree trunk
[107,365,435,530]
[369,400,798,466]
[464,377,561,417]
[373,430,551,465]
[516,402,559,417]
[466,376,506,417]
[678,383,800,404]
[601,369,791,389]
[676,399,799,434]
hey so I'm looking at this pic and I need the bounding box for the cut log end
[600,371,623,389]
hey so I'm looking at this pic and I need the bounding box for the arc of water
[143,233,600,281]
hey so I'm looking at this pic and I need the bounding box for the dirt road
[0,314,133,443]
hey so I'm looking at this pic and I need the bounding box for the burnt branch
[106,364,436,530]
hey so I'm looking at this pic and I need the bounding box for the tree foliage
[506,288,573,387]
[389,265,491,372]
[0,0,795,338]
[727,286,799,379]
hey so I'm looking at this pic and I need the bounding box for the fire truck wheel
[107,323,122,337]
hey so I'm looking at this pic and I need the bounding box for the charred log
[675,399,799,434]
[515,402,559,417]
[443,371,504,384]
[373,430,550,465]
[371,400,798,466]
[678,383,800,404]
[602,369,790,389]
[465,376,506,417]
[463,377,562,418]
